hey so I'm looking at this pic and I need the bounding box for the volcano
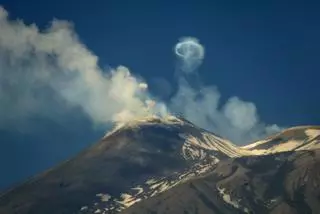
[0,116,319,214]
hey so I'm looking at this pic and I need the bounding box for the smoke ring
[174,37,205,61]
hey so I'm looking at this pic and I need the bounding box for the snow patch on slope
[305,129,320,138]
[242,127,320,155]
[217,186,250,213]
[80,162,217,213]
[180,132,251,160]
[99,118,319,213]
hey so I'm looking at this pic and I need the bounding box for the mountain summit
[0,116,319,214]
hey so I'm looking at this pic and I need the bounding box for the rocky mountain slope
[123,149,320,214]
[0,116,319,214]
[241,126,320,154]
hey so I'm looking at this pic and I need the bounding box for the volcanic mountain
[0,116,319,214]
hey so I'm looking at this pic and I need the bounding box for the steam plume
[170,37,281,143]
[0,6,281,144]
[0,6,167,130]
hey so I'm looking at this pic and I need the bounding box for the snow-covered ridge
[105,116,320,157]
[89,120,319,213]
[180,132,252,160]
[104,115,252,160]
[241,126,320,155]
[104,115,185,138]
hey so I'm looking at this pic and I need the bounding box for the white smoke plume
[0,6,281,144]
[0,6,167,130]
[170,37,281,144]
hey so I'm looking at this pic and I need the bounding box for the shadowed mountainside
[0,116,319,214]
[122,149,320,214]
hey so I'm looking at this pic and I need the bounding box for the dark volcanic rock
[122,150,320,214]
[0,117,237,214]
[0,117,319,214]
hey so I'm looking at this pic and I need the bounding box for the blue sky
[0,0,319,189]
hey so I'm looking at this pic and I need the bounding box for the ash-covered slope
[0,116,246,214]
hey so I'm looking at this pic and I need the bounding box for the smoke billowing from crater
[0,6,281,144]
[0,6,168,130]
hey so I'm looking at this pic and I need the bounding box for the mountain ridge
[0,116,319,214]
